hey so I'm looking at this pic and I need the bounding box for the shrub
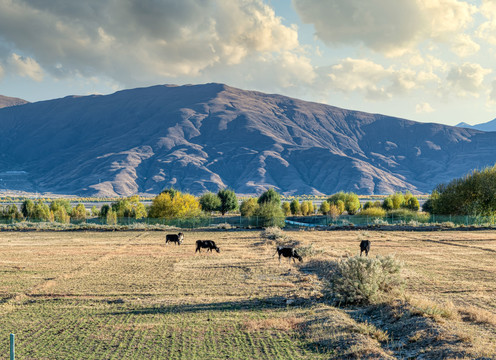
[359,207,386,217]
[260,226,289,241]
[388,209,429,222]
[331,255,403,304]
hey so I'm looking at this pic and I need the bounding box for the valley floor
[0,230,494,359]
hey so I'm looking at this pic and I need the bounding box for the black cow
[274,246,303,264]
[360,240,370,256]
[195,240,220,253]
[166,232,184,245]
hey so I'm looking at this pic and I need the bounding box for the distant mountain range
[456,119,496,132]
[0,95,28,109]
[1,83,496,196]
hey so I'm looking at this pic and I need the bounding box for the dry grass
[241,316,302,332]
[0,230,495,358]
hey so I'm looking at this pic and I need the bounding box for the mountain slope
[0,83,495,196]
[0,95,28,109]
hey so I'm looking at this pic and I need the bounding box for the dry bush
[260,226,290,242]
[331,255,404,304]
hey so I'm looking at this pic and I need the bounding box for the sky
[0,0,495,126]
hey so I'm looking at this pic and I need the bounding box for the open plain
[0,230,495,359]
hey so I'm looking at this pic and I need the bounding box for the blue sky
[0,0,495,126]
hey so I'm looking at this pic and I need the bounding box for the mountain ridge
[0,83,495,196]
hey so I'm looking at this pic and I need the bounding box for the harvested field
[0,230,495,359]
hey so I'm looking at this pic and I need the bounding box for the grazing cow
[195,240,220,253]
[274,246,303,264]
[360,240,370,256]
[166,232,184,245]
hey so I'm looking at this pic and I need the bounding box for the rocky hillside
[0,83,495,196]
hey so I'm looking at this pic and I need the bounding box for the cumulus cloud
[446,63,492,97]
[477,0,496,45]
[416,102,435,113]
[323,58,426,100]
[0,0,301,85]
[293,0,476,56]
[8,53,43,81]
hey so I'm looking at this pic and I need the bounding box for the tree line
[1,187,424,226]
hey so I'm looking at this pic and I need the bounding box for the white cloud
[450,34,480,57]
[8,53,43,81]
[0,0,302,85]
[416,102,435,113]
[293,0,477,56]
[446,62,492,97]
[323,58,427,101]
[489,79,496,103]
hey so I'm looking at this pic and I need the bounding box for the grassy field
[0,230,495,359]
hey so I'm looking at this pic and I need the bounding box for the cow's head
[293,250,303,262]
[215,247,220,253]
[178,232,184,244]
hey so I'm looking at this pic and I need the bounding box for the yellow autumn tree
[148,191,201,219]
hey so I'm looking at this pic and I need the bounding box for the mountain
[456,118,496,132]
[1,83,496,196]
[0,95,28,109]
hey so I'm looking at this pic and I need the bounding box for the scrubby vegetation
[331,255,404,304]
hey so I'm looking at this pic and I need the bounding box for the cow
[274,246,303,264]
[195,240,220,253]
[360,240,370,256]
[166,232,184,245]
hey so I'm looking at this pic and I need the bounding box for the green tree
[257,188,281,205]
[21,199,34,218]
[100,204,110,218]
[427,165,496,215]
[391,192,405,209]
[300,201,309,216]
[320,201,331,215]
[111,196,146,219]
[50,199,72,216]
[217,189,238,216]
[240,198,259,217]
[363,201,373,210]
[336,200,345,214]
[32,201,50,221]
[106,208,117,225]
[160,187,178,199]
[91,206,99,217]
[281,202,291,216]
[53,206,70,223]
[327,192,347,205]
[72,204,87,222]
[199,192,221,213]
[254,202,285,227]
[290,199,301,215]
[405,197,420,211]
[344,193,360,215]
[382,197,394,211]
[2,204,23,220]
